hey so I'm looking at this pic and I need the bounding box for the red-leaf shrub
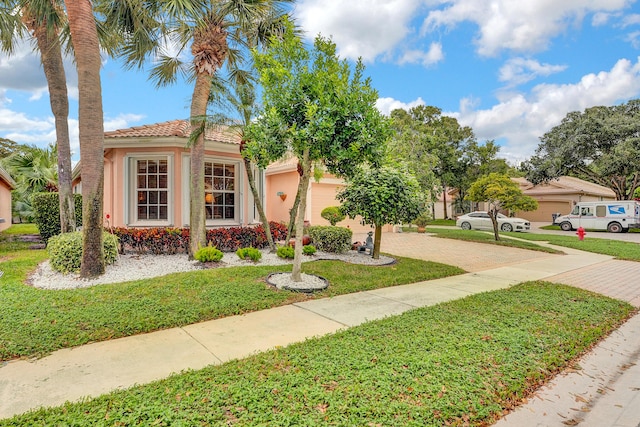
[111,222,287,255]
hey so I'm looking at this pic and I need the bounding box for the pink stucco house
[73,120,266,229]
[72,119,373,232]
[0,165,16,232]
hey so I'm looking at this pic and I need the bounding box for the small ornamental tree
[338,166,423,259]
[245,22,389,281]
[321,206,345,226]
[466,173,538,241]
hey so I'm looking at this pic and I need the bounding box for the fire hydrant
[576,227,586,241]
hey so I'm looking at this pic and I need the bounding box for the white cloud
[0,108,53,135]
[422,0,632,56]
[626,30,640,48]
[376,96,426,115]
[294,0,423,62]
[398,42,444,66]
[621,13,640,27]
[104,114,146,132]
[456,57,640,163]
[0,42,79,101]
[592,12,613,26]
[499,58,568,86]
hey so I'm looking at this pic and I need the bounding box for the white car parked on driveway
[456,211,531,232]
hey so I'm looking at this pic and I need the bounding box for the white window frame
[124,154,174,227]
[249,165,265,224]
[181,155,243,227]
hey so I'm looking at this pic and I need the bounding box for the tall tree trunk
[188,73,212,258]
[285,185,302,243]
[32,15,75,233]
[65,0,105,278]
[490,210,500,241]
[291,150,311,282]
[243,156,275,251]
[442,181,448,219]
[372,224,382,260]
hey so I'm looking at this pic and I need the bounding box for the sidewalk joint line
[179,327,224,365]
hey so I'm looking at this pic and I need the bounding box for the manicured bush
[308,225,352,253]
[112,227,189,255]
[111,222,289,255]
[321,206,346,226]
[194,245,224,263]
[303,244,317,255]
[47,231,119,274]
[276,245,295,259]
[236,247,262,262]
[31,193,83,243]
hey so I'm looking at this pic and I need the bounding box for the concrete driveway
[353,231,560,272]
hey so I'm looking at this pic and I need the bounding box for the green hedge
[31,192,82,243]
[47,231,119,274]
[308,225,352,253]
[320,206,346,226]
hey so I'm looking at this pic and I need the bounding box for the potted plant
[413,213,431,233]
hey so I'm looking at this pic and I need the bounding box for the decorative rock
[266,272,329,293]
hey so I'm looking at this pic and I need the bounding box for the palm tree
[0,0,75,233]
[64,0,105,278]
[101,0,292,257]
[206,78,276,251]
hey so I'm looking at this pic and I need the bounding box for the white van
[554,201,640,233]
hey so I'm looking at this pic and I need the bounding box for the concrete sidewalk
[1,233,639,425]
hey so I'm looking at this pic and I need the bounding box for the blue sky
[1,0,640,164]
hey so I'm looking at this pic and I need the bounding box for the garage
[517,201,572,223]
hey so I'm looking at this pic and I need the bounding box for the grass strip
[0,248,463,361]
[424,227,563,254]
[2,282,634,426]
[501,232,640,261]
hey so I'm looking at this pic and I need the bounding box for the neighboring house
[432,187,470,220]
[0,165,16,232]
[72,120,267,229]
[264,159,376,233]
[512,176,616,222]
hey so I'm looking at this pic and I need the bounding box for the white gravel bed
[27,250,395,290]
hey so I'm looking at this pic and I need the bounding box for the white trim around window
[124,153,174,227]
[182,155,244,227]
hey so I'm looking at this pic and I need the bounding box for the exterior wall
[516,200,572,222]
[265,170,388,234]
[266,170,300,225]
[432,199,459,220]
[516,194,616,222]
[0,180,12,232]
[310,181,373,233]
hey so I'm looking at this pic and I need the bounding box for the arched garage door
[517,201,572,222]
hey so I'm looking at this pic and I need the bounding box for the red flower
[106,214,111,219]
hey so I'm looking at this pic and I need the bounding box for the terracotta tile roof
[104,120,240,144]
[514,176,615,198]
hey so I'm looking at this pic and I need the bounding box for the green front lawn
[540,224,640,233]
[2,282,634,426]
[425,227,640,261]
[424,227,563,254]
[504,232,640,261]
[0,223,38,235]
[0,236,464,361]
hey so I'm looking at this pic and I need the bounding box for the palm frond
[149,54,186,87]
